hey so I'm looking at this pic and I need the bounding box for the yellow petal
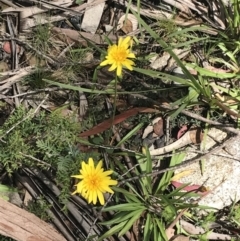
[101,170,113,176]
[92,190,97,204]
[88,191,93,204]
[122,59,134,70]
[96,161,103,173]
[129,39,134,49]
[120,36,131,48]
[82,190,88,199]
[81,161,87,173]
[76,181,83,189]
[171,170,194,181]
[97,190,105,205]
[108,44,117,53]
[116,65,122,76]
[127,52,136,58]
[100,59,110,66]
[88,157,94,166]
[118,37,124,47]
[108,63,117,71]
[101,185,114,193]
[102,179,118,187]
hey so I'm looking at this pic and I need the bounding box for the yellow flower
[71,158,118,205]
[100,36,136,77]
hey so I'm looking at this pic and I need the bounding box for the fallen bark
[0,198,66,241]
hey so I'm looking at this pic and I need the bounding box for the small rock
[175,128,240,210]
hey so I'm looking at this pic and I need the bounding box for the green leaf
[44,79,115,94]
[169,102,188,119]
[98,220,128,241]
[0,184,14,192]
[103,203,145,212]
[140,147,153,195]
[118,209,143,237]
[168,26,212,38]
[133,67,194,87]
[187,63,239,79]
[75,0,83,5]
[135,154,150,196]
[155,152,185,193]
[153,220,162,241]
[45,78,170,95]
[172,37,207,49]
[145,147,152,180]
[125,181,147,202]
[156,218,168,241]
[130,9,203,92]
[143,213,152,241]
[100,210,142,225]
[112,187,141,203]
[116,122,144,147]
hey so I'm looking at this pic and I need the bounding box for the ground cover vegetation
[1,0,240,240]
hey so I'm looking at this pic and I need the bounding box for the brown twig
[158,103,240,135]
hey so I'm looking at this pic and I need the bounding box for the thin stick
[160,103,240,135]
[0,87,60,99]
[19,152,51,167]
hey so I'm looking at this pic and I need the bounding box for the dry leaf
[52,27,117,45]
[81,0,105,33]
[166,227,175,240]
[80,107,158,137]
[171,170,194,181]
[2,6,45,18]
[20,15,65,30]
[171,181,209,194]
[142,117,162,139]
[117,14,138,33]
[121,19,133,34]
[177,125,188,139]
[153,118,164,137]
[170,234,190,241]
[3,41,21,54]
[150,49,189,70]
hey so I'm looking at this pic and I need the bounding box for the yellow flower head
[71,158,118,205]
[100,36,136,77]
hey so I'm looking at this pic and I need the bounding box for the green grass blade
[103,203,145,212]
[100,210,142,225]
[156,218,168,241]
[118,209,143,236]
[44,79,115,94]
[116,123,144,147]
[155,152,185,193]
[112,187,142,203]
[97,220,128,241]
[143,213,152,241]
[130,8,203,92]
